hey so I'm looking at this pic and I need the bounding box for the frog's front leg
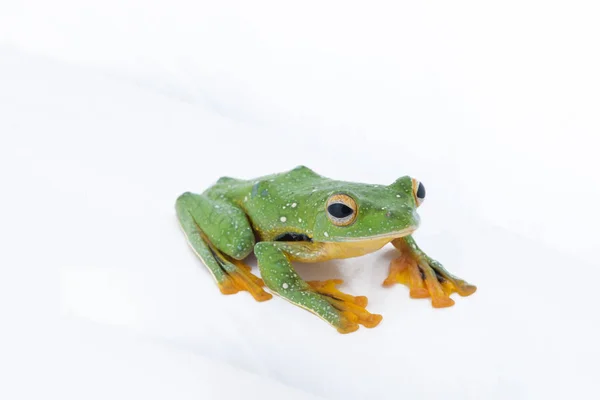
[383,235,476,307]
[254,242,382,333]
[176,192,272,302]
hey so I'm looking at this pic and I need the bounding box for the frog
[175,166,476,333]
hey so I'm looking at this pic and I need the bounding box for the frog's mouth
[328,225,417,243]
[313,226,417,260]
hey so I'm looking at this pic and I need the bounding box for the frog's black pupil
[328,203,354,218]
[417,182,426,200]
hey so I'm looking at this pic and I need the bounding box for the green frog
[176,166,476,333]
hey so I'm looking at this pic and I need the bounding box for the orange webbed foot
[308,279,383,333]
[383,238,476,308]
[218,259,273,302]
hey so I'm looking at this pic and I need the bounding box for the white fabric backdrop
[1,2,598,399]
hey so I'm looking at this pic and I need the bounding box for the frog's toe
[409,287,430,299]
[425,259,477,298]
[336,312,360,334]
[354,295,368,308]
[431,296,455,308]
[462,284,477,296]
[308,279,368,306]
[441,281,477,298]
[220,260,273,302]
[217,278,240,295]
[308,279,383,331]
[382,257,406,288]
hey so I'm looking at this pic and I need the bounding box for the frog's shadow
[246,246,399,282]
[245,253,344,282]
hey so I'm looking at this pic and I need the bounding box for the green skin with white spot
[176,166,459,330]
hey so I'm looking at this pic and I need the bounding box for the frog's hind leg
[175,192,272,302]
[383,236,476,308]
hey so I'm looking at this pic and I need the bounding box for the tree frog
[176,166,476,333]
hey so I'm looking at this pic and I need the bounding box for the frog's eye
[412,179,426,207]
[326,194,358,226]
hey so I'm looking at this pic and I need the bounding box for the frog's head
[312,176,425,242]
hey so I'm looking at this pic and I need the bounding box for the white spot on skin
[280,217,287,222]
[282,283,289,289]
[396,194,401,198]
[298,218,302,222]
[244,196,248,201]
[282,206,286,209]
[291,203,297,208]
[324,232,329,237]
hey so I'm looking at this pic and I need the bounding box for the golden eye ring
[412,179,426,207]
[326,194,358,226]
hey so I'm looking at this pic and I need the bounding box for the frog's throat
[323,226,417,243]
[299,226,417,261]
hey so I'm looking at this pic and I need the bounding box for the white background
[1,1,599,399]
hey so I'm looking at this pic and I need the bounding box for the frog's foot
[383,253,476,308]
[218,258,273,302]
[308,279,383,333]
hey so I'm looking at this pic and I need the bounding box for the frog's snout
[384,208,420,232]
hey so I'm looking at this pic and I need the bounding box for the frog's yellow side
[283,231,414,262]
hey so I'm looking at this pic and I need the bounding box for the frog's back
[204,166,327,202]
